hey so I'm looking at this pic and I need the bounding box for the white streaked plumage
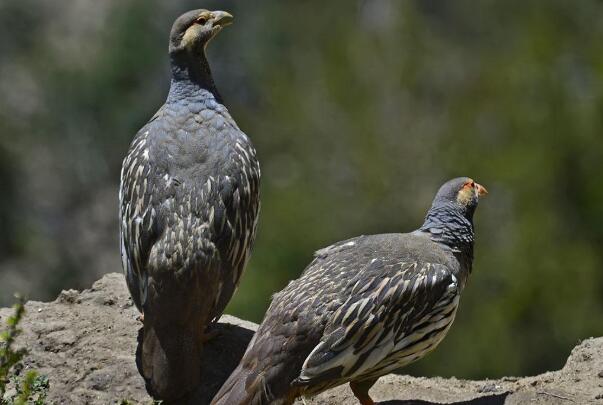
[212,178,486,405]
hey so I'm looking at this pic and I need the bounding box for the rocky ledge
[0,273,601,404]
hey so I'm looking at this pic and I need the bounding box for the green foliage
[11,373,48,405]
[0,296,48,405]
[0,295,27,400]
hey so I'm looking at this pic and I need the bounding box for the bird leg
[199,325,222,344]
[350,379,378,405]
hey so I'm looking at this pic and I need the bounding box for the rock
[0,273,601,404]
[477,382,500,393]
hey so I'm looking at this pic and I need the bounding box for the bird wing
[119,121,161,310]
[294,259,459,386]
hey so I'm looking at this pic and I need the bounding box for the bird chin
[203,26,222,51]
[202,27,223,49]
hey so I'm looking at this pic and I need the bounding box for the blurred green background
[1,0,602,380]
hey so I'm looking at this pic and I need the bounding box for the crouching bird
[119,9,260,402]
[212,178,486,405]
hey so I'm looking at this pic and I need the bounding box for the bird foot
[350,381,376,405]
[354,395,375,405]
[137,312,144,323]
[199,327,221,344]
[356,397,375,405]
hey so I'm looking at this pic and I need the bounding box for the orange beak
[476,183,488,197]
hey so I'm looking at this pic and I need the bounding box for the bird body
[294,234,463,394]
[119,10,260,401]
[213,178,486,405]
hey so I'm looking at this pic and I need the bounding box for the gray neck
[418,203,475,276]
[168,50,223,104]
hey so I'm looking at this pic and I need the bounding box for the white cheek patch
[181,27,198,48]
[456,187,474,205]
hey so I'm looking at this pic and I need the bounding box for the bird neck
[418,203,475,274]
[168,49,223,104]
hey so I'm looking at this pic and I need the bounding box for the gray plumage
[212,178,486,405]
[119,9,260,401]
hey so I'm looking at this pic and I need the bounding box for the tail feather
[212,321,310,405]
[212,362,299,405]
[212,364,282,405]
[211,363,254,405]
[141,322,202,401]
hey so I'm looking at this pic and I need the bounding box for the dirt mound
[0,273,601,404]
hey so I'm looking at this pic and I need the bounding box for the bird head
[431,177,488,220]
[169,9,234,55]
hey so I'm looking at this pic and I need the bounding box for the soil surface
[0,273,601,404]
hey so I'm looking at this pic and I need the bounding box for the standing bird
[213,178,486,405]
[119,9,260,402]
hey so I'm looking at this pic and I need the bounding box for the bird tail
[140,321,202,401]
[211,363,254,405]
[212,362,297,405]
[213,363,286,405]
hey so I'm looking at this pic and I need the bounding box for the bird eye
[195,16,208,25]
